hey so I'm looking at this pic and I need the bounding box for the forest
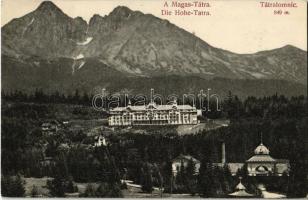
[1,89,307,197]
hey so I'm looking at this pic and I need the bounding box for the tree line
[1,90,307,197]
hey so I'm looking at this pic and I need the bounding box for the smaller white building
[172,154,200,176]
[41,120,60,135]
[94,135,107,147]
[246,142,290,176]
[229,177,254,197]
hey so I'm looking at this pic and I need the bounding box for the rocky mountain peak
[1,0,88,58]
[279,44,303,52]
[35,1,65,16]
[110,6,133,17]
[256,44,305,56]
[73,16,88,26]
[89,14,105,26]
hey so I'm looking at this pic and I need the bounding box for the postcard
[1,0,307,198]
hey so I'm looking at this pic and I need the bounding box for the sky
[1,0,307,54]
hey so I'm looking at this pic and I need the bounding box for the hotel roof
[110,103,195,112]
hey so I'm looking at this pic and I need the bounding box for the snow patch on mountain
[99,59,108,65]
[71,59,85,74]
[250,72,266,78]
[33,61,40,66]
[134,68,142,74]
[238,68,266,78]
[77,37,93,45]
[201,51,213,60]
[203,71,214,75]
[78,61,85,69]
[261,69,272,75]
[74,54,84,60]
[22,18,35,36]
[28,18,35,26]
[72,62,76,74]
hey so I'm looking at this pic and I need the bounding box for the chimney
[222,142,226,164]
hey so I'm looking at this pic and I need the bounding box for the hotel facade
[108,100,201,126]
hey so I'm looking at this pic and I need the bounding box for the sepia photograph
[1,0,307,198]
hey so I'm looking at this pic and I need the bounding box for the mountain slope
[1,1,307,96]
[2,55,306,98]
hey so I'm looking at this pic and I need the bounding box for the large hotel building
[108,100,202,126]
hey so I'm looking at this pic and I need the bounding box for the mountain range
[1,1,307,98]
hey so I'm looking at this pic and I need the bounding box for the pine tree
[95,183,109,197]
[162,159,173,192]
[31,185,39,197]
[198,162,215,197]
[141,163,153,193]
[94,182,123,197]
[47,177,65,197]
[82,92,90,106]
[1,175,25,197]
[186,159,197,195]
[66,179,78,193]
[108,183,123,197]
[222,164,233,193]
[73,89,80,104]
[82,184,96,197]
[287,118,308,197]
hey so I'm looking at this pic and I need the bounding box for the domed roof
[254,143,270,155]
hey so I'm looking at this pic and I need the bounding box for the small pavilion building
[246,141,289,176]
[229,177,254,198]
